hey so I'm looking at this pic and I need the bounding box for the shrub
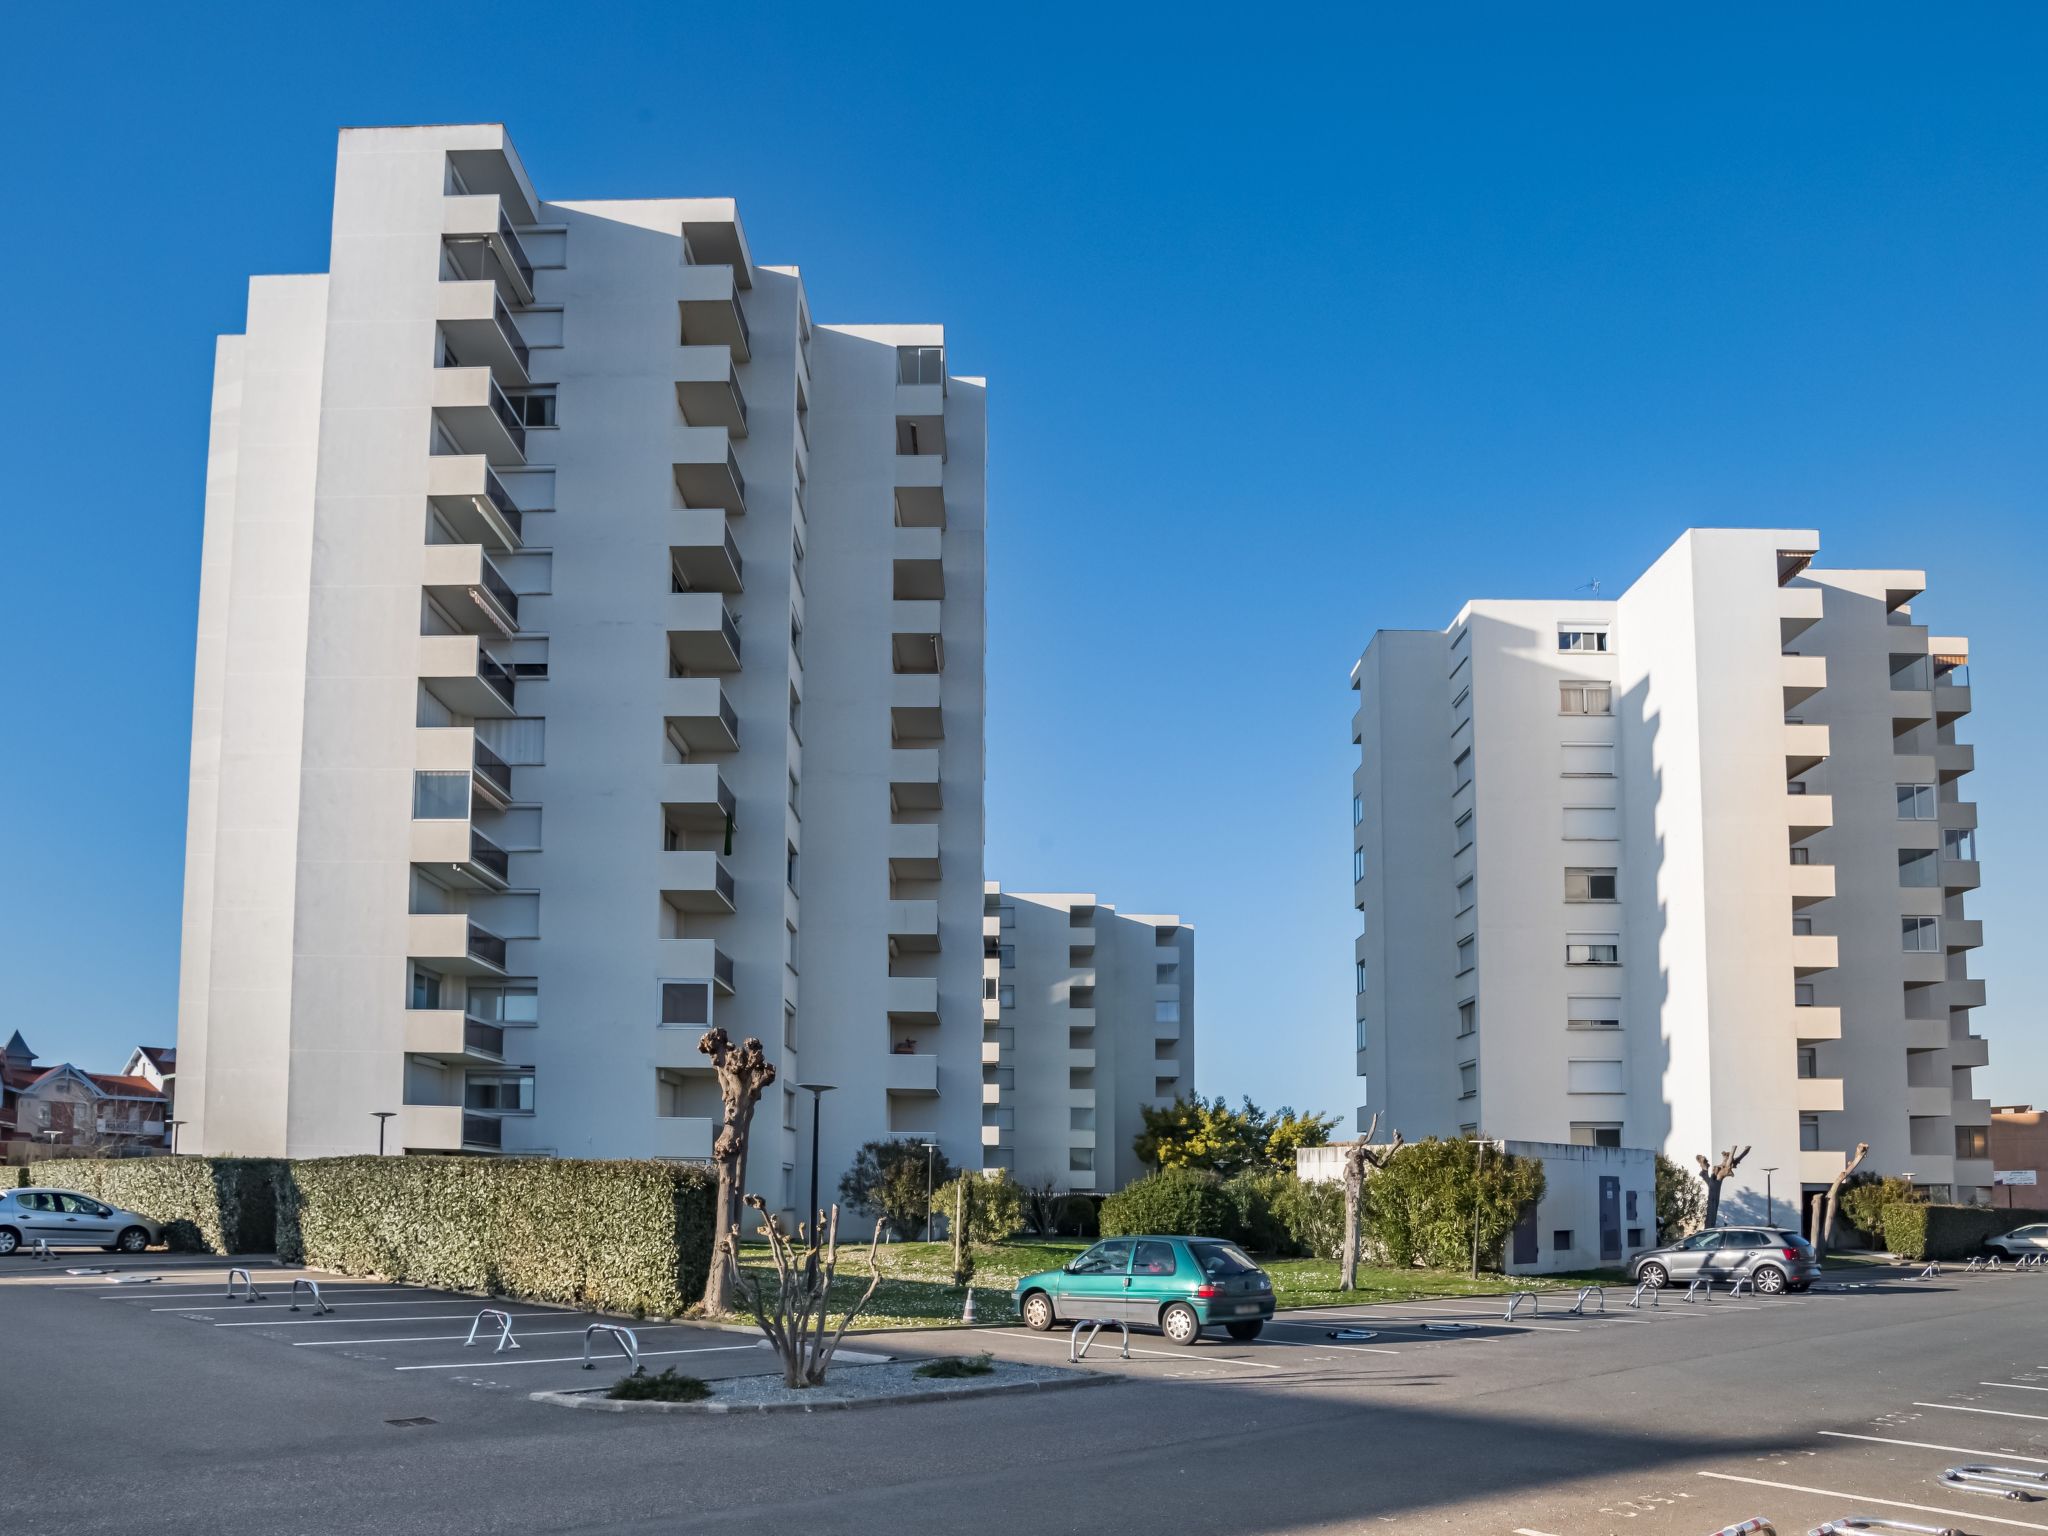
[1837,1175,1924,1244]
[839,1139,954,1239]
[929,1170,1026,1244]
[1100,1168,1232,1239]
[1271,1175,1345,1260]
[1364,1138,1546,1270]
[1219,1169,1294,1254]
[1654,1154,1703,1244]
[1881,1202,2048,1261]
[275,1156,716,1316]
[1056,1194,1099,1238]
[607,1368,710,1402]
[25,1158,281,1252]
[914,1353,995,1379]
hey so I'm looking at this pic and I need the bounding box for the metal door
[1512,1200,1539,1267]
[1599,1176,1621,1263]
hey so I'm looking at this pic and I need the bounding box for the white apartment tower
[174,125,988,1215]
[1351,528,1989,1222]
[981,885,1194,1193]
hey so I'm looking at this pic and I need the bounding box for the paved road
[4,1253,2042,1535]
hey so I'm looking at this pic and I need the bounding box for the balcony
[664,680,739,753]
[410,820,511,892]
[675,348,749,437]
[1946,918,1984,952]
[1935,743,1976,782]
[433,366,526,465]
[437,280,530,386]
[652,1116,716,1160]
[895,409,946,461]
[472,735,513,809]
[442,194,535,306]
[891,673,943,745]
[982,1040,1002,1065]
[1938,799,1978,834]
[1781,654,1827,711]
[1789,932,1837,976]
[982,1081,1001,1106]
[1069,925,1097,951]
[404,1010,508,1065]
[1900,949,1947,987]
[891,600,944,675]
[661,763,734,830]
[659,851,737,913]
[427,455,524,551]
[982,996,1000,1024]
[1796,1076,1844,1114]
[884,1053,939,1095]
[888,822,941,881]
[1783,723,1830,778]
[1798,1149,1846,1183]
[890,749,942,811]
[1940,857,1981,894]
[423,543,520,635]
[1785,792,1833,842]
[982,914,1002,939]
[673,432,747,513]
[658,938,737,996]
[1906,1017,1952,1049]
[1950,977,1987,1009]
[1791,1004,1842,1041]
[1069,1008,1098,1033]
[886,976,940,1024]
[981,1125,1003,1148]
[667,594,743,673]
[677,264,751,361]
[1069,1048,1097,1070]
[888,900,940,953]
[1906,1084,1955,1119]
[419,635,517,717]
[399,1105,505,1154]
[406,913,509,977]
[416,726,513,811]
[1951,1035,1990,1069]
[894,479,945,530]
[670,510,743,594]
[1787,862,1836,908]
[1778,585,1823,644]
[1934,680,1972,724]
[895,450,943,500]
[893,526,945,600]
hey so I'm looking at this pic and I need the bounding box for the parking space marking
[970,1328,1285,1370]
[1696,1470,2048,1533]
[107,1283,416,1300]
[150,1297,490,1313]
[1257,1323,1401,1355]
[1818,1431,2048,1463]
[212,1310,564,1328]
[1914,1401,2048,1422]
[1989,1381,2048,1393]
[294,1322,709,1348]
[395,1341,767,1372]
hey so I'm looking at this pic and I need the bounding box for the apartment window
[1553,1230,1575,1250]
[1790,846,1811,865]
[1786,779,1807,796]
[1899,849,1937,887]
[1557,628,1609,653]
[1567,1059,1624,1094]
[1561,742,1615,778]
[1896,784,1937,820]
[1799,1113,1821,1152]
[998,984,1015,1008]
[999,906,1016,929]
[1452,749,1473,793]
[781,1165,796,1210]
[1454,811,1476,852]
[1567,996,1620,1030]
[1560,681,1613,716]
[1455,877,1475,914]
[1457,999,1476,1037]
[1458,1062,1478,1100]
[789,686,802,741]
[783,1005,797,1052]
[1565,867,1617,902]
[897,345,944,385]
[659,981,711,1027]
[465,1072,534,1113]
[789,609,804,664]
[1562,807,1619,840]
[1566,935,1620,966]
[789,772,801,818]
[1901,916,1939,953]
[1957,1125,1990,1160]
[1797,1046,1818,1079]
[469,986,537,1025]
[1355,960,1368,995]
[509,389,555,428]
[1353,846,1366,882]
[1455,936,1476,975]
[782,1088,796,1132]
[1570,1124,1623,1148]
[1065,1147,1095,1176]
[1355,1015,1368,1052]
[410,967,443,1010]
[412,770,471,820]
[1352,794,1363,827]
[1794,983,1815,1006]
[1069,1106,1094,1132]
[1792,916,1813,936]
[1155,1001,1180,1025]
[1945,828,1977,860]
[999,944,1015,970]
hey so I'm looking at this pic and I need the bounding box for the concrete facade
[175,125,987,1221]
[982,885,1194,1193]
[1350,529,1989,1223]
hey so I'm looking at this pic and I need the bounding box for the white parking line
[151,1297,488,1313]
[971,1327,1284,1370]
[1818,1430,2048,1464]
[294,1322,707,1347]
[1988,1381,2048,1393]
[211,1311,561,1328]
[1697,1470,2048,1533]
[114,1284,416,1301]
[1915,1401,2048,1423]
[395,1341,767,1372]
[1257,1323,1401,1355]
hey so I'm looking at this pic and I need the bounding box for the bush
[914,1353,995,1379]
[1364,1138,1546,1270]
[1219,1169,1295,1254]
[839,1140,954,1239]
[1100,1168,1232,1239]
[607,1368,710,1402]
[1271,1176,1345,1260]
[1882,1201,2048,1261]
[1837,1175,1924,1244]
[1654,1154,1703,1244]
[1056,1194,1099,1238]
[275,1156,716,1316]
[25,1158,281,1252]
[929,1170,1026,1244]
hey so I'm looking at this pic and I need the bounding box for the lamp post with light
[797,1083,836,1283]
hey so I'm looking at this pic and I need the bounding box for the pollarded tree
[698,1028,775,1315]
[729,1197,883,1388]
[1339,1113,1404,1290]
[1695,1145,1750,1228]
[1808,1141,1870,1259]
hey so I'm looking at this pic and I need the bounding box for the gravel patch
[533,1358,1110,1415]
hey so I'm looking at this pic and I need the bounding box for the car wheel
[1637,1262,1668,1289]
[116,1227,150,1254]
[1020,1291,1055,1332]
[1752,1264,1788,1295]
[1161,1302,1202,1345]
[1225,1320,1264,1341]
[0,1227,17,1256]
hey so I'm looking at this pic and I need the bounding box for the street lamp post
[1761,1166,1779,1226]
[1470,1138,1486,1278]
[797,1083,836,1283]
[372,1111,396,1156]
[923,1142,939,1243]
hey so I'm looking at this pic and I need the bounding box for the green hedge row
[24,1158,280,1252]
[1882,1201,2048,1260]
[275,1157,718,1317]
[1098,1167,1344,1257]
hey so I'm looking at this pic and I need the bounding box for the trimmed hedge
[1101,1168,1233,1239]
[24,1158,280,1252]
[275,1157,717,1317]
[1882,1201,2048,1261]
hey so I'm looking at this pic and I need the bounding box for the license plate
[1233,1303,1261,1316]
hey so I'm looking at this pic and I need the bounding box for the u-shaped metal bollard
[225,1267,264,1303]
[1705,1519,1775,1535]
[583,1323,641,1374]
[1503,1290,1539,1321]
[288,1278,331,1315]
[1068,1317,1130,1362]
[1811,1519,1977,1533]
[1686,1277,1714,1303]
[1629,1278,1659,1309]
[1939,1462,2048,1499]
[1567,1285,1605,1316]
[465,1308,521,1353]
[1916,1262,1941,1281]
[1728,1276,1756,1299]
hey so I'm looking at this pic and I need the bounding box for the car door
[1668,1230,1720,1278]
[47,1192,111,1246]
[1123,1240,1183,1329]
[13,1191,62,1245]
[1056,1240,1134,1322]
[1705,1230,1754,1281]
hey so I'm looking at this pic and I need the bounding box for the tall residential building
[1350,528,1989,1222]
[174,124,988,1218]
[981,884,1194,1193]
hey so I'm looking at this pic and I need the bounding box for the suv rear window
[1188,1241,1258,1278]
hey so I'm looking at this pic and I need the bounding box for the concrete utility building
[982,885,1194,1192]
[1349,528,1990,1227]
[173,124,988,1221]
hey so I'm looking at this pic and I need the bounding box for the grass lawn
[733,1238,1626,1330]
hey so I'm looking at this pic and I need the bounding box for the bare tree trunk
[1338,1114,1402,1290]
[951,1176,974,1288]
[1695,1145,1751,1228]
[729,1198,883,1387]
[1808,1141,1870,1260]
[697,1028,776,1316]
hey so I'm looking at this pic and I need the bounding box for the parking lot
[6,1248,2048,1535]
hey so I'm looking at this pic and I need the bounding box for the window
[410,967,443,1010]
[413,771,471,820]
[783,1005,797,1051]
[1355,960,1368,995]
[788,686,802,740]
[999,944,1015,969]
[1797,1047,1818,1079]
[511,389,556,428]
[1902,916,1939,953]
[1456,936,1476,975]
[1570,1124,1623,1148]
[1352,846,1365,882]
[789,609,803,664]
[1355,1015,1367,1051]
[1957,1125,1989,1160]
[789,772,801,818]
[1553,1230,1575,1249]
[1458,1062,1477,1099]
[1132,1240,1178,1276]
[1567,996,1621,1030]
[1792,916,1813,935]
[1561,743,1615,778]
[1945,828,1977,860]
[1566,936,1620,966]
[469,986,537,1025]
[1790,846,1811,865]
[1455,876,1474,914]
[1557,628,1609,653]
[1565,867,1617,902]
[1352,794,1363,826]
[1627,1228,1644,1246]
[1799,1113,1820,1151]
[1452,749,1473,792]
[1454,811,1476,852]
[1896,784,1937,820]
[1560,681,1613,715]
[1069,1148,1094,1174]
[1899,849,1938,887]
[1567,1059,1624,1094]
[1457,999,1476,1037]
[782,1088,795,1131]
[998,984,1015,1008]
[465,1072,534,1113]
[999,906,1016,929]
[659,981,711,1026]
[896,345,945,385]
[1155,1000,1180,1025]
[1562,807,1619,840]
[1794,983,1815,1006]
[786,842,799,889]
[781,1165,796,1209]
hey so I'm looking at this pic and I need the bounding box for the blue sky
[4,5,2043,1120]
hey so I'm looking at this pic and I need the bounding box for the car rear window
[1188,1241,1259,1277]
[1775,1232,1814,1252]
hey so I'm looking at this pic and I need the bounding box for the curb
[530,1369,1116,1416]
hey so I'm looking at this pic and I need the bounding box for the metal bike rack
[30,1238,54,1262]
[465,1308,521,1353]
[1940,1462,2048,1500]
[1916,1262,1941,1281]
[1729,1277,1757,1299]
[1964,1256,1983,1271]
[582,1323,642,1374]
[1069,1317,1131,1362]
[1809,1519,1969,1534]
[288,1278,331,1315]
[1987,1254,2003,1270]
[225,1267,264,1303]
[1706,1519,1776,1535]
[1504,1290,1540,1321]
[1568,1285,1605,1316]
[1629,1278,1660,1309]
[1686,1277,1714,1303]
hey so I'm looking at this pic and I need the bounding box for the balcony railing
[473,737,513,799]
[486,374,527,456]
[720,693,740,742]
[727,450,747,509]
[462,1112,504,1149]
[466,922,508,971]
[469,829,510,885]
[478,556,520,628]
[497,214,534,294]
[722,605,743,665]
[713,949,736,993]
[715,858,736,905]
[898,346,945,385]
[493,293,530,377]
[477,650,516,709]
[463,1018,506,1059]
[481,464,523,542]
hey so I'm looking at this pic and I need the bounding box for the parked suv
[1628,1227,1820,1294]
[1014,1236,1277,1344]
[0,1189,163,1255]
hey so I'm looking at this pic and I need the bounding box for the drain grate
[384,1417,438,1428]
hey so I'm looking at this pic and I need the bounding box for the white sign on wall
[1995,1169,2038,1186]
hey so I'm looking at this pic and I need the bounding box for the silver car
[0,1188,164,1254]
[1629,1226,1821,1294]
[1985,1222,2048,1260]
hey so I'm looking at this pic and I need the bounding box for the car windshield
[1188,1241,1259,1277]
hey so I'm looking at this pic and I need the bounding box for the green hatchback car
[1014,1236,1276,1344]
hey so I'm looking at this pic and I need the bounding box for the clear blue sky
[5,5,2043,1122]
